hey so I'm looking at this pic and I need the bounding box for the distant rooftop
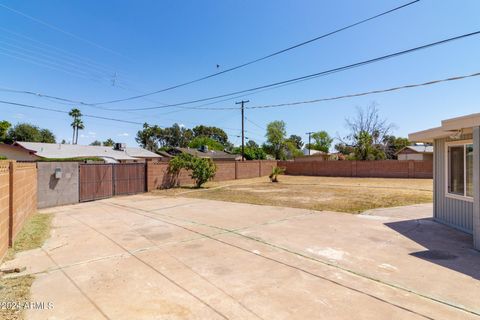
[14,142,161,161]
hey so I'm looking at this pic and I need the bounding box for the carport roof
[409,112,480,142]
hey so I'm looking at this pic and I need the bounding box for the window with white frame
[447,142,473,198]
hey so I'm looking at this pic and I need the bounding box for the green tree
[0,120,11,142]
[136,123,159,151]
[6,123,56,143]
[383,135,410,159]
[246,140,259,148]
[233,145,267,160]
[69,108,83,144]
[286,134,303,150]
[353,131,386,160]
[192,125,229,146]
[103,138,115,147]
[264,120,287,160]
[308,131,333,153]
[334,143,355,156]
[39,129,56,143]
[188,136,224,151]
[168,153,216,188]
[90,140,102,146]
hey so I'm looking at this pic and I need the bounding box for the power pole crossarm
[236,100,249,161]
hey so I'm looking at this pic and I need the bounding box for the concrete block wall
[10,162,37,243]
[37,162,79,208]
[147,160,278,191]
[278,160,433,178]
[0,162,10,259]
[0,161,37,260]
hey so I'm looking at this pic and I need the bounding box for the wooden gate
[79,163,146,202]
[79,164,113,202]
[113,163,146,196]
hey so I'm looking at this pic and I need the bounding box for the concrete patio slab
[3,195,479,319]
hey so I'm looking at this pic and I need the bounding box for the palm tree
[69,108,82,144]
[75,119,84,145]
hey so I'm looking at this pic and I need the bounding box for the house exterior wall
[398,153,432,161]
[0,144,38,161]
[37,162,79,208]
[433,137,473,233]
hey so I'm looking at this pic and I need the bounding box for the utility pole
[236,100,249,161]
[306,132,314,155]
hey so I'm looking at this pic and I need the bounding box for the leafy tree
[284,140,304,158]
[103,138,115,147]
[340,103,394,161]
[6,123,56,143]
[0,120,11,142]
[233,145,266,160]
[60,139,67,144]
[192,125,229,146]
[286,135,303,150]
[188,136,224,151]
[353,131,386,160]
[39,129,56,143]
[90,140,102,146]
[69,108,83,144]
[383,135,410,159]
[264,120,287,160]
[246,140,259,148]
[334,143,355,156]
[308,131,333,153]
[136,123,160,151]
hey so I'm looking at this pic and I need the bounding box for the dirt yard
[152,176,433,213]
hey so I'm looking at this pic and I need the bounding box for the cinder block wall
[277,160,433,178]
[10,162,37,244]
[0,162,10,259]
[147,160,277,191]
[37,162,79,208]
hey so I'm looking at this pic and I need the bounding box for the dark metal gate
[79,163,146,202]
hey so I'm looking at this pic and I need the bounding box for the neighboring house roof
[174,147,242,160]
[13,142,161,161]
[396,145,433,155]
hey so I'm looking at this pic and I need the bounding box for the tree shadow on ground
[385,218,480,280]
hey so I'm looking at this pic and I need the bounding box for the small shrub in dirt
[269,166,285,183]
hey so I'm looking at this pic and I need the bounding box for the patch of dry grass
[152,176,432,213]
[1,213,52,320]
[0,275,35,320]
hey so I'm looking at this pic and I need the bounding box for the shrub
[0,155,6,160]
[190,157,216,188]
[168,153,217,188]
[269,166,285,183]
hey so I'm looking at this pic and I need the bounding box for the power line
[83,0,421,105]
[0,3,132,61]
[4,29,478,112]
[246,71,480,109]
[104,30,480,111]
[0,100,143,125]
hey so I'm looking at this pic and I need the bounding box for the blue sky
[0,0,479,147]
